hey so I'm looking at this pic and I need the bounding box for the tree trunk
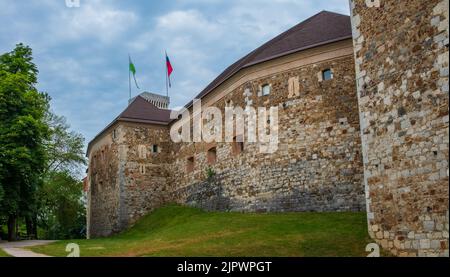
[24,214,38,239]
[7,215,16,241]
[32,215,38,239]
[25,216,34,239]
[16,218,19,240]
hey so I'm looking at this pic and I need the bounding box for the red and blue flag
[166,53,173,87]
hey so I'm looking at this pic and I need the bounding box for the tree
[0,161,4,203]
[45,113,86,176]
[0,44,86,241]
[37,171,86,239]
[0,43,50,241]
[35,112,86,239]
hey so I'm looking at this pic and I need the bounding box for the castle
[86,1,449,257]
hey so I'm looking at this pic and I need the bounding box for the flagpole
[129,69,131,101]
[128,55,131,102]
[165,50,169,98]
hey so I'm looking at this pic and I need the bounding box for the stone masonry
[86,36,366,237]
[167,50,365,213]
[87,122,172,237]
[350,0,449,256]
[86,7,449,257]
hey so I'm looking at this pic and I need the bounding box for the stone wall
[87,122,172,237]
[119,122,172,225]
[87,124,122,238]
[168,44,365,213]
[87,40,366,238]
[350,0,449,256]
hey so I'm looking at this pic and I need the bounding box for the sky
[0,0,350,146]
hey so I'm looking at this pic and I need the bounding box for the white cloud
[0,0,351,144]
[126,2,350,108]
[49,2,138,43]
[157,10,218,33]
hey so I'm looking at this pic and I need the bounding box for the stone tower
[350,0,449,256]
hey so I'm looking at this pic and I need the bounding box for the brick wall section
[350,0,449,256]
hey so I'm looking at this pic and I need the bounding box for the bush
[205,167,216,180]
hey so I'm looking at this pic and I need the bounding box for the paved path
[0,240,56,257]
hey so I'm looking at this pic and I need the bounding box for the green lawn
[30,204,373,257]
[0,248,11,257]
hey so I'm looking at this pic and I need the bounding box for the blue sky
[0,0,350,145]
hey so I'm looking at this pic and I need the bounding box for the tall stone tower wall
[87,122,172,238]
[350,0,449,256]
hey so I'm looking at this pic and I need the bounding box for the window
[262,84,271,96]
[232,136,244,155]
[233,136,244,155]
[322,69,332,81]
[152,144,158,153]
[207,147,217,165]
[186,157,195,173]
[98,181,103,193]
[112,128,118,141]
[139,164,146,174]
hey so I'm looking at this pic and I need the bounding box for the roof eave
[85,117,170,157]
[242,35,352,68]
[185,35,352,109]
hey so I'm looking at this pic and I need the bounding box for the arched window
[207,147,217,165]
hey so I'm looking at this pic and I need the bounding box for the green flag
[129,55,139,89]
[129,58,136,75]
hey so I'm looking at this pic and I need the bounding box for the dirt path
[0,240,56,257]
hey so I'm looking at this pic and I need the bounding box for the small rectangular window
[112,128,118,141]
[152,144,158,153]
[262,84,271,96]
[207,147,217,165]
[322,69,332,81]
[232,136,244,155]
[187,157,195,173]
[139,164,146,174]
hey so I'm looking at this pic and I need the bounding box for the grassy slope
[30,204,373,257]
[0,248,11,257]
